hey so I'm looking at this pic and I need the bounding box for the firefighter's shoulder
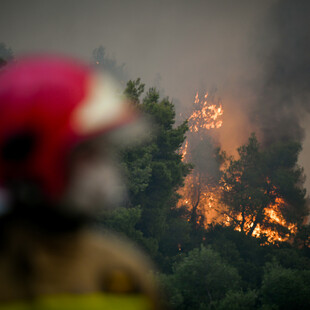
[78,229,158,296]
[0,229,159,309]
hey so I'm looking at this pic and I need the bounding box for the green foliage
[103,206,143,239]
[121,144,153,196]
[261,262,310,310]
[161,245,241,310]
[97,78,310,309]
[163,246,240,309]
[159,227,310,309]
[205,225,268,289]
[213,290,258,310]
[123,78,145,105]
[158,206,192,257]
[173,246,240,309]
[122,82,190,240]
[268,247,310,270]
[100,78,191,260]
[157,273,184,309]
[102,206,158,256]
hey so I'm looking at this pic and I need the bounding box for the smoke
[91,45,129,85]
[250,0,310,146]
[190,136,221,183]
[1,1,310,156]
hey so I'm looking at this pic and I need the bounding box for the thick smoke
[252,0,310,146]
[1,0,309,147]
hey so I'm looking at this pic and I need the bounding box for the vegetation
[104,78,192,263]
[2,44,310,309]
[220,133,307,239]
[99,78,310,309]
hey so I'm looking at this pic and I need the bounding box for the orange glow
[223,184,297,243]
[182,140,189,160]
[187,92,223,133]
[252,197,297,243]
[178,91,225,226]
[178,92,296,243]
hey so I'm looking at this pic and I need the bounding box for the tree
[123,78,145,105]
[140,88,189,239]
[127,85,190,241]
[158,206,192,258]
[294,223,310,249]
[160,245,241,310]
[205,225,268,290]
[184,139,223,230]
[177,90,224,230]
[104,79,191,259]
[214,290,258,310]
[261,262,310,310]
[101,206,159,256]
[220,133,308,241]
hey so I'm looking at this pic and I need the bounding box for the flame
[222,182,297,243]
[252,197,297,243]
[187,92,223,133]
[178,91,225,226]
[182,140,189,160]
[178,172,225,226]
[178,91,295,243]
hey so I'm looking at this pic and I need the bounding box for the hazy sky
[1,0,270,94]
[1,0,310,190]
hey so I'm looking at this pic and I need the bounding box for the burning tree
[178,91,224,229]
[179,91,308,243]
[220,133,308,242]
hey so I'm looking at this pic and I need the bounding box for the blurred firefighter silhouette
[0,56,157,309]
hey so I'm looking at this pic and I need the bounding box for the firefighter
[0,55,158,309]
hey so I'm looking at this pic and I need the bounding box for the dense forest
[1,44,310,309]
[101,77,310,309]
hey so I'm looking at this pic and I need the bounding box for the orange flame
[178,91,225,226]
[252,197,297,243]
[187,92,223,133]
[223,183,297,243]
[178,91,295,243]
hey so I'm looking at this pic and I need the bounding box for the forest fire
[252,197,297,243]
[229,196,298,243]
[178,92,297,243]
[178,91,225,227]
[187,92,223,133]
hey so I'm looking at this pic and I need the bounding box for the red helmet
[0,55,137,200]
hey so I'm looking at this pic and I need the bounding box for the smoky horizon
[1,0,310,190]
